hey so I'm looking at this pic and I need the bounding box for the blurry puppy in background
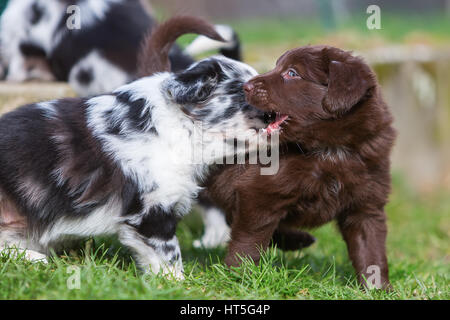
[0,0,241,96]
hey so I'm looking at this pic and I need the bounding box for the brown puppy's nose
[243,82,255,94]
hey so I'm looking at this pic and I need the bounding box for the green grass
[0,174,448,300]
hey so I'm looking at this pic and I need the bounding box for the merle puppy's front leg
[119,209,183,279]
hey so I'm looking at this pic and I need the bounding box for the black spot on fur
[192,108,212,119]
[133,207,179,241]
[116,92,146,112]
[195,193,215,209]
[172,60,226,105]
[168,253,181,265]
[121,181,143,216]
[30,2,44,25]
[19,43,46,58]
[222,105,240,119]
[208,103,241,125]
[162,243,176,254]
[176,60,224,84]
[128,101,149,131]
[103,108,123,136]
[168,46,195,72]
[76,68,93,85]
[148,127,158,136]
[225,80,243,95]
[115,91,132,104]
[220,32,242,61]
[115,91,155,133]
[242,104,265,122]
[105,118,122,136]
[208,115,223,126]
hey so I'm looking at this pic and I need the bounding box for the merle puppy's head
[243,45,394,149]
[162,56,266,134]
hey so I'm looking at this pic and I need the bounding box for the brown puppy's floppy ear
[322,47,375,116]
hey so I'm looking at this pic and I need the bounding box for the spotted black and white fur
[0,55,266,278]
[0,0,241,96]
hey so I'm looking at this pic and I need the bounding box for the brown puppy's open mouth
[263,111,288,135]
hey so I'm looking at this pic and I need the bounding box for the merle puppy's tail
[184,24,242,62]
[137,16,224,77]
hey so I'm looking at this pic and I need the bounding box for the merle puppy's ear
[321,47,376,115]
[164,60,224,104]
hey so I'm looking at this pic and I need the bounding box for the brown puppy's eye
[283,68,301,80]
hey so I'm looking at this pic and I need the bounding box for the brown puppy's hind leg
[225,214,280,267]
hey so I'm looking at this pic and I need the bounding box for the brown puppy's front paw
[271,229,316,251]
[225,246,261,268]
[224,254,240,268]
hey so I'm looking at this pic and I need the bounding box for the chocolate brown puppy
[203,45,396,289]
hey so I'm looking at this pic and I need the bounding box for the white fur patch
[38,101,57,118]
[0,247,48,263]
[78,0,122,28]
[69,51,130,96]
[184,25,236,56]
[39,197,122,246]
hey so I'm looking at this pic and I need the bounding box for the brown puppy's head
[244,46,387,149]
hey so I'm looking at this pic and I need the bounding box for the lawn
[0,175,448,300]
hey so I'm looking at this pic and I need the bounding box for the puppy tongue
[264,113,288,135]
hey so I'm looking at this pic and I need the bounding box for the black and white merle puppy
[0,0,241,96]
[0,52,268,278]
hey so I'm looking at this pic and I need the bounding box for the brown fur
[137,15,224,76]
[203,46,396,289]
[0,188,26,229]
[49,98,128,207]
